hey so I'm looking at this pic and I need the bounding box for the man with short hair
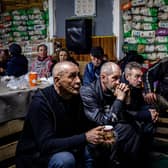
[121,61,159,168]
[16,61,107,168]
[83,46,105,86]
[80,62,135,168]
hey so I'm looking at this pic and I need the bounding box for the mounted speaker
[65,18,92,54]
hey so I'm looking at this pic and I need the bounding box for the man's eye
[69,73,79,78]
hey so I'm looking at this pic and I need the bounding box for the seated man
[83,46,105,86]
[16,61,107,168]
[80,62,133,167]
[121,61,159,166]
[143,57,168,110]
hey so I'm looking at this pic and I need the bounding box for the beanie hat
[90,47,104,59]
[9,43,22,55]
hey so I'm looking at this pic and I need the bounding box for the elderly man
[121,62,159,167]
[16,61,107,168]
[80,62,135,168]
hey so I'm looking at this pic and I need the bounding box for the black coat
[16,85,91,168]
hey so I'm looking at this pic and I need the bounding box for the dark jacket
[80,78,124,126]
[143,57,168,101]
[6,54,28,77]
[120,74,152,124]
[6,43,28,77]
[16,85,91,168]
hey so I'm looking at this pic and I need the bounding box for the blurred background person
[143,57,168,110]
[6,43,28,77]
[82,46,106,86]
[31,44,53,78]
[0,49,10,76]
[58,48,79,65]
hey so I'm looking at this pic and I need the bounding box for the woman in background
[58,48,79,66]
[31,44,53,78]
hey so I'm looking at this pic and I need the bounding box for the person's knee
[48,152,75,168]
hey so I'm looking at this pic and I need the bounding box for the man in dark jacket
[6,43,28,77]
[16,61,108,168]
[143,57,168,110]
[122,62,159,167]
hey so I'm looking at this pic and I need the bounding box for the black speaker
[65,18,92,54]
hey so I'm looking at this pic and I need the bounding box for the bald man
[80,62,143,168]
[16,61,106,168]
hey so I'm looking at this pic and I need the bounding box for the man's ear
[54,76,61,86]
[100,73,106,81]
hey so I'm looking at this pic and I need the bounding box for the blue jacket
[82,61,105,86]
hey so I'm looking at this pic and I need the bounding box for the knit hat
[9,43,22,55]
[90,47,104,59]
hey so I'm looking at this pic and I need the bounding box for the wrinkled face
[59,51,68,62]
[125,68,143,88]
[90,55,102,67]
[38,46,47,59]
[57,66,81,95]
[102,69,121,92]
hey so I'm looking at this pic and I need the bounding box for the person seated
[80,62,131,168]
[57,48,79,66]
[0,49,10,76]
[121,61,159,167]
[31,44,53,78]
[6,43,28,77]
[82,46,106,86]
[16,61,108,168]
[143,57,168,110]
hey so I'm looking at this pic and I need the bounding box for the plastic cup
[103,125,114,141]
[29,72,38,87]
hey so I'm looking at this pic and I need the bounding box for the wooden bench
[0,119,24,168]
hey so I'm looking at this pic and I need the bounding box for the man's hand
[144,92,157,104]
[85,126,104,144]
[149,108,159,123]
[114,83,130,101]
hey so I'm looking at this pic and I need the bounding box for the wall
[54,0,113,37]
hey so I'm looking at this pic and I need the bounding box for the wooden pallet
[0,119,24,168]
